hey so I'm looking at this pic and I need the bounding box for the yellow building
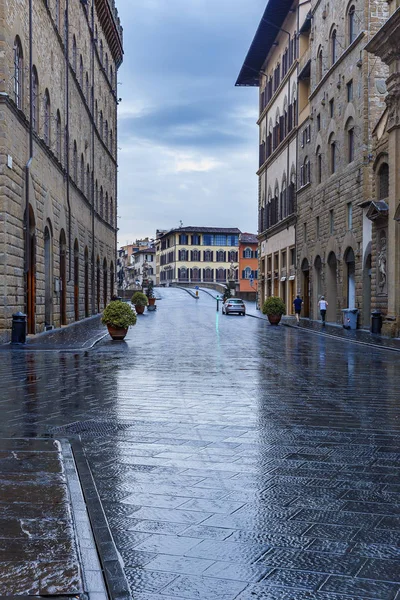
[156,227,241,286]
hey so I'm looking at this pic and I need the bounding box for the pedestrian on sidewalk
[293,295,303,325]
[318,296,328,325]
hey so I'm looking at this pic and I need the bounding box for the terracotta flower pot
[135,305,145,314]
[107,325,128,340]
[267,314,282,325]
[148,297,156,306]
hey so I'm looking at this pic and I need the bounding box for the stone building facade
[237,0,312,316]
[295,0,388,325]
[365,0,400,336]
[0,0,123,342]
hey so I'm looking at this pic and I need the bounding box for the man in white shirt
[318,296,328,324]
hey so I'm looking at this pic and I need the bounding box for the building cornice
[365,7,400,65]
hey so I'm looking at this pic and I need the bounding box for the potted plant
[262,296,286,325]
[146,280,156,310]
[102,300,137,340]
[131,291,148,315]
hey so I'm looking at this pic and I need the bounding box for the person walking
[293,295,303,325]
[318,296,328,325]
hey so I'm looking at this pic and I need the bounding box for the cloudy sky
[116,0,265,245]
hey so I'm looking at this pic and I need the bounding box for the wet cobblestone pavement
[1,288,400,599]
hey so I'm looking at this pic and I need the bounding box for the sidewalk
[244,301,400,352]
[2,315,107,351]
[0,437,107,598]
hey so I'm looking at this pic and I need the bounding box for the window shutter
[178,268,181,279]
[224,251,226,262]
[203,269,205,280]
[211,269,214,281]
[242,270,245,279]
[210,252,213,262]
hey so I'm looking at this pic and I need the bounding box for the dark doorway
[84,247,89,318]
[363,250,372,328]
[301,258,310,318]
[326,252,338,322]
[74,239,79,321]
[27,205,36,334]
[103,259,108,308]
[344,247,356,309]
[44,224,53,327]
[96,257,100,313]
[110,261,115,299]
[59,229,67,325]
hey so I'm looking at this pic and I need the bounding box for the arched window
[191,249,200,261]
[179,267,188,282]
[110,198,113,227]
[110,66,113,90]
[104,192,108,222]
[105,120,108,146]
[204,250,212,262]
[348,5,356,45]
[95,180,98,212]
[301,156,310,186]
[244,247,252,259]
[100,186,104,217]
[329,134,337,174]
[204,268,213,282]
[86,73,89,100]
[80,154,85,190]
[73,141,78,181]
[244,267,252,279]
[216,250,225,262]
[100,111,103,137]
[32,67,39,132]
[216,268,225,282]
[378,163,389,200]
[317,46,323,83]
[14,37,23,109]
[56,111,61,160]
[86,165,90,199]
[191,267,200,282]
[79,56,84,87]
[316,146,322,184]
[110,130,113,154]
[43,89,51,145]
[72,35,77,72]
[331,29,337,65]
[281,178,287,219]
[346,118,355,163]
[99,39,103,64]
[105,53,109,75]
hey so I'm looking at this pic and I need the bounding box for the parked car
[222,298,246,316]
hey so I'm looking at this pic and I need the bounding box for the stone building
[156,227,240,287]
[365,0,400,336]
[295,0,388,325]
[236,0,312,316]
[0,0,123,342]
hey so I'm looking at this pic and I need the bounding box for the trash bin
[11,312,27,344]
[371,310,382,334]
[342,308,359,330]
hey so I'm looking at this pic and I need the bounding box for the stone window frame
[330,26,338,66]
[329,133,337,174]
[347,3,357,46]
[316,146,322,184]
[316,45,323,84]
[43,89,51,146]
[345,117,355,164]
[56,110,62,160]
[72,35,77,72]
[32,66,39,133]
[377,162,389,200]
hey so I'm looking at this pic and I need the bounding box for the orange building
[239,233,258,300]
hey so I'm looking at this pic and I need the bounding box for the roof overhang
[366,200,389,222]
[236,0,296,87]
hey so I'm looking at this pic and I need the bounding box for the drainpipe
[25,0,34,283]
[91,0,96,313]
[65,0,72,281]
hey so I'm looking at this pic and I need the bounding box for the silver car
[222,298,246,316]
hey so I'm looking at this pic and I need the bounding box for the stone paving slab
[0,438,83,596]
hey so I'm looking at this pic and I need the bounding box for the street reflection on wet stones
[1,289,400,599]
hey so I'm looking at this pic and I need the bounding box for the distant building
[156,227,241,287]
[238,233,258,300]
[117,239,154,290]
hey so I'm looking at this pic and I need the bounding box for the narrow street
[1,288,400,599]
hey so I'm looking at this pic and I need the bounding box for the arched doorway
[74,239,79,321]
[363,248,372,328]
[27,205,36,334]
[44,223,53,328]
[84,247,89,318]
[96,257,101,313]
[59,230,67,325]
[110,261,115,298]
[103,258,108,308]
[314,255,322,319]
[301,258,310,318]
[326,252,337,322]
[344,247,356,309]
